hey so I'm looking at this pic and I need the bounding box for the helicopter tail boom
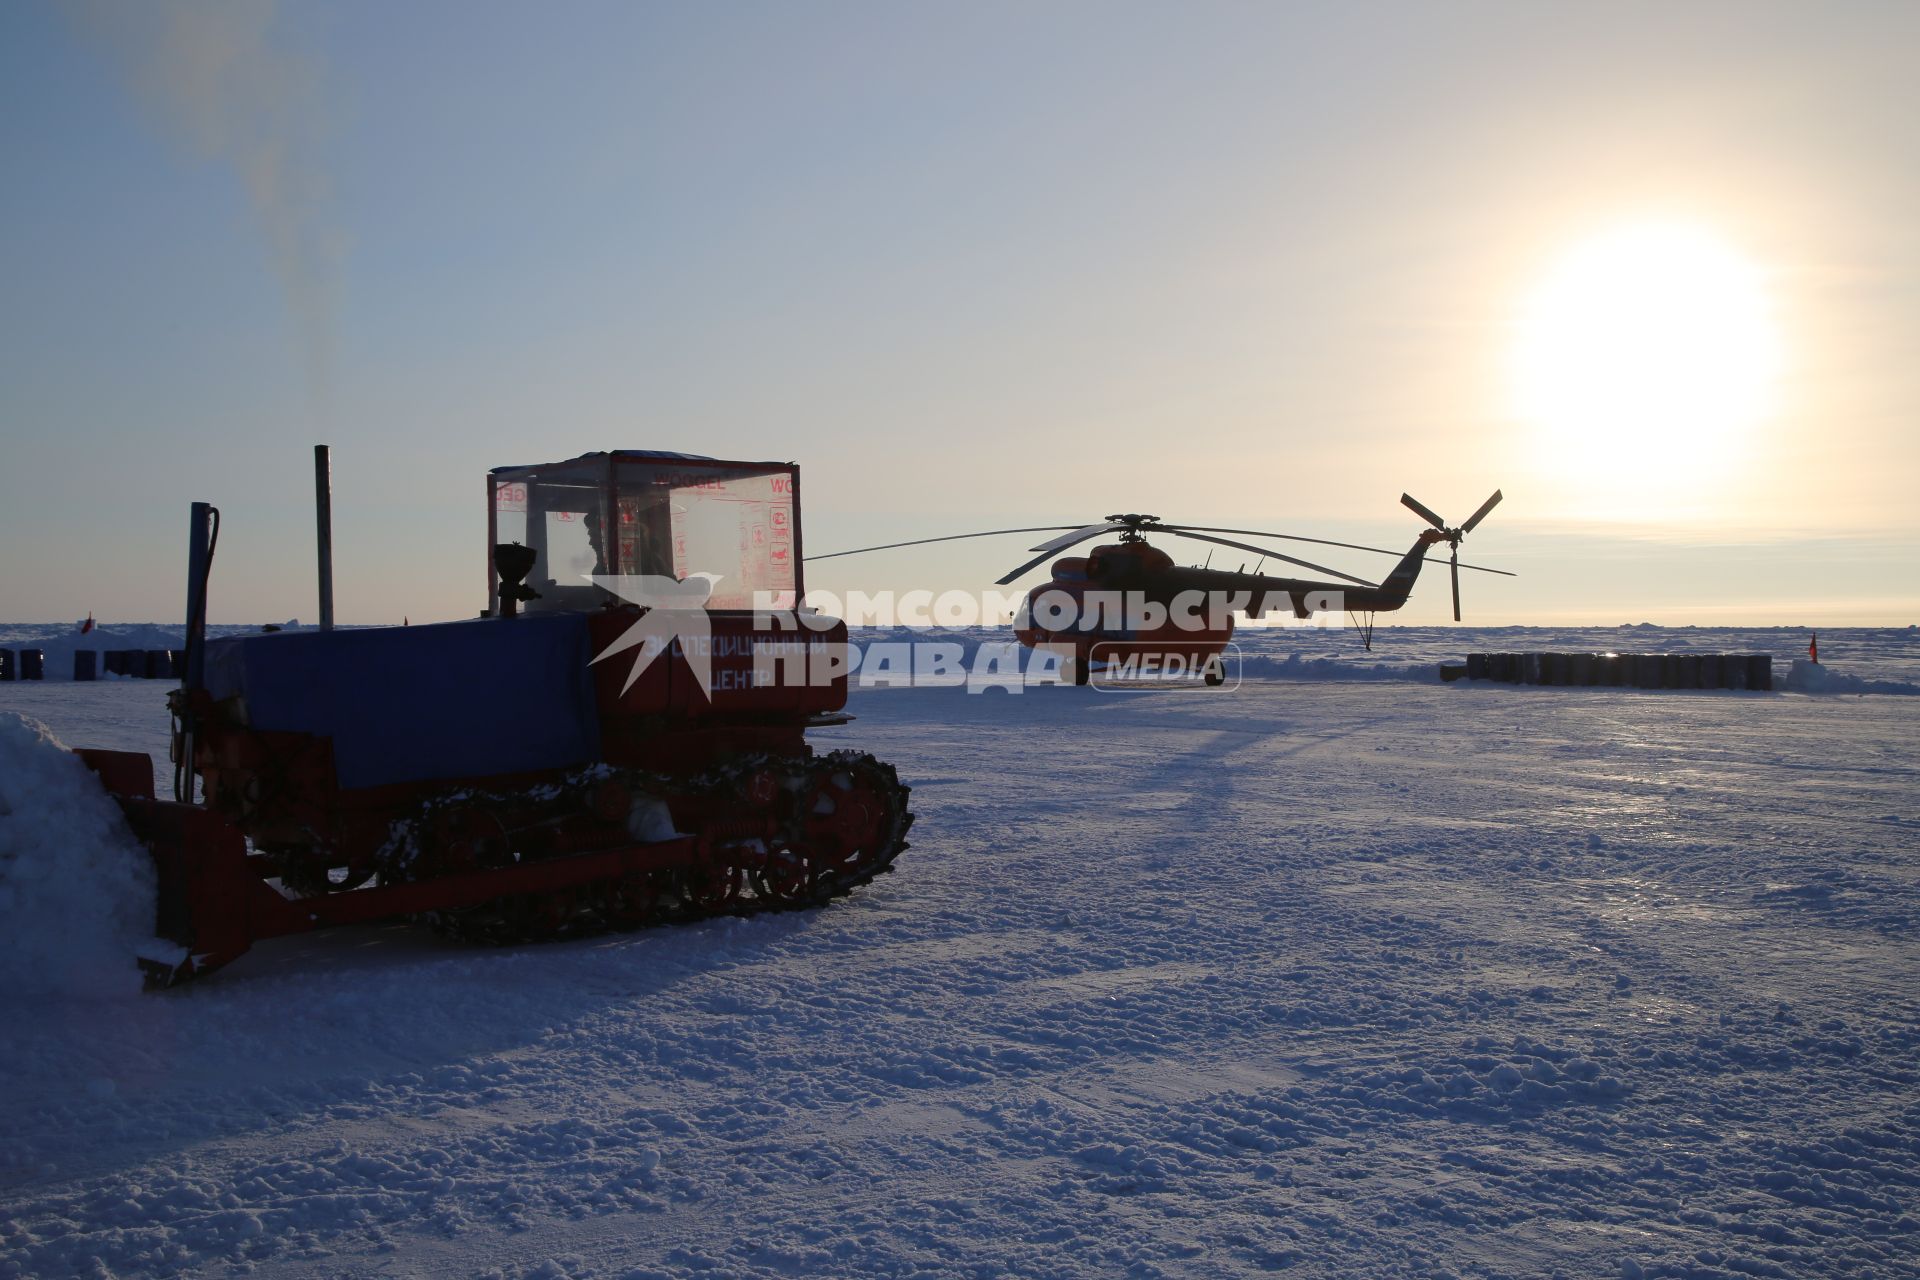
[1354,529,1448,612]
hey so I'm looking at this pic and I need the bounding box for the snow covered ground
[2,631,1918,1278]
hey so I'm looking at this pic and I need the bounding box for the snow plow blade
[77,748,712,988]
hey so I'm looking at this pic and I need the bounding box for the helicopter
[811,491,1511,684]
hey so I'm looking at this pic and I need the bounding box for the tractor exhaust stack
[314,444,335,631]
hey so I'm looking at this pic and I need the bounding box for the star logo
[587,574,719,696]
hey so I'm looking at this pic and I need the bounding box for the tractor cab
[488,451,800,614]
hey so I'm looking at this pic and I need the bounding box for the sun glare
[1514,222,1780,512]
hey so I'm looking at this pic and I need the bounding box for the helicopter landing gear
[1349,610,1377,652]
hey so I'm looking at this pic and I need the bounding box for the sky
[2,0,1916,627]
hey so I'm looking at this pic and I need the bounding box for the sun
[1513,222,1780,510]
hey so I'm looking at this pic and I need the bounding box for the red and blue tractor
[75,451,912,986]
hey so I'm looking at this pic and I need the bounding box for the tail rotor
[1400,489,1502,622]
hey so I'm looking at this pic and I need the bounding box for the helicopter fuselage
[1011,532,1442,668]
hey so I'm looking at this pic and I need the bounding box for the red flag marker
[80,612,94,635]
[1809,631,1818,664]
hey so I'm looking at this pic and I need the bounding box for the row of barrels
[1458,652,1774,690]
[0,649,181,681]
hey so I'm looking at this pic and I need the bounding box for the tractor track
[372,749,913,947]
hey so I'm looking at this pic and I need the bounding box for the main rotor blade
[1163,529,1374,587]
[1164,524,1409,558]
[1450,549,1462,622]
[1401,493,1448,531]
[1434,558,1515,577]
[1028,523,1123,553]
[1171,524,1512,575]
[994,529,1115,585]
[809,526,1082,562]
[1459,489,1503,535]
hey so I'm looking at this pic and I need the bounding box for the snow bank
[1784,658,1920,696]
[0,713,161,999]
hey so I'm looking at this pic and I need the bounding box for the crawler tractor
[76,451,912,986]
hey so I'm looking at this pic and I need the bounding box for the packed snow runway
[3,674,1917,1278]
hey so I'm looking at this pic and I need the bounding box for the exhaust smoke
[64,0,338,408]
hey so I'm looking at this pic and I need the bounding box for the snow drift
[0,713,161,999]
[1784,658,1920,696]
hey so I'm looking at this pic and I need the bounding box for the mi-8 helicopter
[813,491,1511,684]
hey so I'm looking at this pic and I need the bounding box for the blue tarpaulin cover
[204,615,602,790]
